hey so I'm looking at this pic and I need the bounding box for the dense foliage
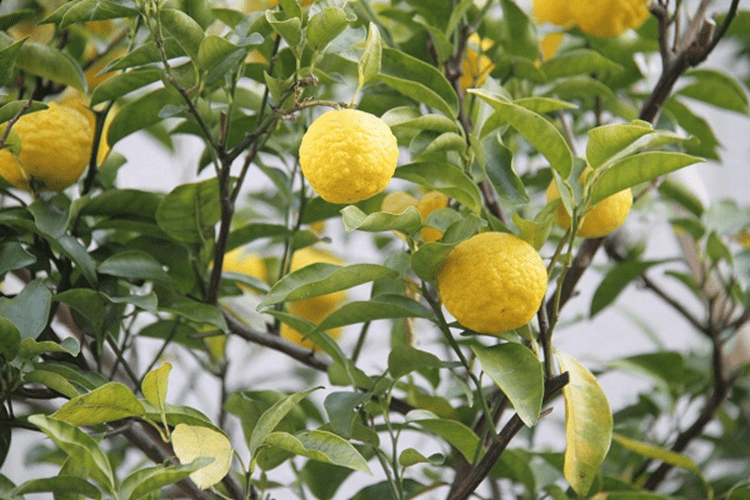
[1,0,750,499]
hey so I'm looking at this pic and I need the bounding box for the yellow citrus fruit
[540,32,564,61]
[222,247,267,287]
[0,103,92,191]
[460,33,495,91]
[381,192,418,215]
[281,246,347,350]
[437,232,548,335]
[9,22,55,44]
[546,175,633,238]
[299,109,399,204]
[533,0,648,38]
[244,0,315,12]
[533,0,574,28]
[417,191,449,242]
[84,47,126,90]
[58,92,114,166]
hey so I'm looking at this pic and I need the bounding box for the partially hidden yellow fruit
[546,175,633,238]
[222,247,267,289]
[533,0,649,38]
[9,21,55,44]
[540,32,564,61]
[0,103,92,191]
[58,92,114,166]
[84,47,126,90]
[281,246,346,351]
[460,33,495,91]
[381,192,418,215]
[244,0,315,12]
[417,191,449,242]
[437,232,548,335]
[299,108,399,204]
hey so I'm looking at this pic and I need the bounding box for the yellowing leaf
[557,352,612,496]
[142,362,172,409]
[171,423,233,489]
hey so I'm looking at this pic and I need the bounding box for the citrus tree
[1,0,750,498]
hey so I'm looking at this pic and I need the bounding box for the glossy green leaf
[106,39,185,71]
[119,459,212,500]
[540,49,623,80]
[381,107,458,133]
[308,7,350,53]
[90,68,162,107]
[56,0,138,26]
[27,415,115,493]
[472,343,544,427]
[172,423,232,489]
[0,33,84,91]
[23,368,80,399]
[587,121,654,170]
[52,382,145,425]
[324,392,371,438]
[359,22,382,88]
[471,89,573,178]
[591,152,703,206]
[591,260,666,317]
[545,75,614,102]
[418,132,466,158]
[258,263,398,308]
[379,47,458,118]
[12,477,101,499]
[196,35,245,77]
[161,9,204,60]
[316,294,434,331]
[155,287,228,332]
[19,337,80,359]
[54,289,110,339]
[388,345,443,379]
[678,69,749,114]
[226,222,290,250]
[79,188,162,219]
[480,133,529,204]
[0,279,51,340]
[98,250,171,282]
[406,410,481,463]
[557,352,612,496]
[394,162,482,213]
[28,199,69,239]
[663,97,720,160]
[142,362,172,411]
[0,100,48,124]
[399,448,444,467]
[0,39,24,87]
[56,235,98,287]
[107,87,184,146]
[0,241,35,276]
[410,241,455,282]
[514,97,578,114]
[264,430,371,473]
[301,460,355,500]
[155,178,221,243]
[341,205,422,234]
[248,387,321,461]
[0,318,21,360]
[265,11,301,48]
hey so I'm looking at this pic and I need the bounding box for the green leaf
[0,279,52,340]
[587,121,654,170]
[324,392,371,438]
[0,39,24,87]
[23,368,80,399]
[590,260,666,317]
[27,415,115,493]
[52,382,145,425]
[106,39,185,71]
[264,430,371,473]
[359,22,382,88]
[0,241,35,277]
[678,68,749,114]
[107,87,184,146]
[196,35,245,82]
[591,152,703,206]
[98,250,171,282]
[156,178,221,243]
[248,387,321,461]
[28,199,69,239]
[155,287,228,332]
[0,33,84,91]
[379,47,458,118]
[171,424,233,489]
[417,132,467,158]
[612,432,701,474]
[388,345,443,380]
[0,318,21,360]
[19,337,80,359]
[265,10,301,48]
[381,107,458,133]
[307,7,350,53]
[90,68,162,107]
[258,263,398,309]
[301,460,355,500]
[161,9,205,60]
[472,343,544,427]
[227,222,290,250]
[119,459,212,500]
[399,448,443,467]
[79,188,162,220]
[12,477,101,499]
[470,89,573,178]
[663,97,720,160]
[410,241,455,282]
[394,162,482,213]
[57,235,99,287]
[142,362,172,411]
[56,0,139,26]
[657,177,705,218]
[54,289,110,339]
[341,205,422,234]
[406,410,481,463]
[513,97,578,114]
[316,294,434,331]
[479,133,529,204]
[0,100,48,124]
[557,352,612,496]
[540,49,623,80]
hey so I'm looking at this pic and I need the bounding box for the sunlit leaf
[119,458,212,500]
[142,362,172,411]
[341,205,422,234]
[11,477,101,499]
[316,294,434,331]
[394,162,482,213]
[406,410,482,463]
[307,7,350,53]
[359,22,382,88]
[587,121,654,170]
[263,430,371,473]
[172,424,233,489]
[52,382,145,425]
[161,8,205,60]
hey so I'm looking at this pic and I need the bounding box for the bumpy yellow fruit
[58,92,114,166]
[460,33,495,91]
[299,109,399,204]
[437,232,548,335]
[534,0,649,38]
[281,246,346,350]
[0,103,92,191]
[546,177,633,238]
[417,191,449,242]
